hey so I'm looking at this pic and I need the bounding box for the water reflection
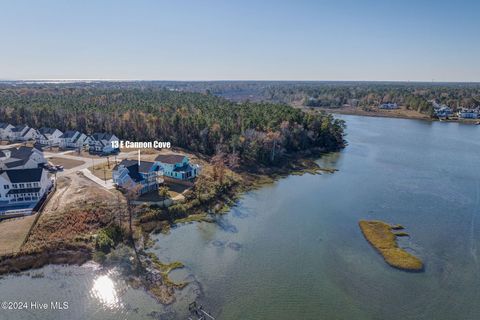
[91,273,121,309]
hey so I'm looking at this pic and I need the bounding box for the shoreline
[0,150,341,304]
[320,107,479,124]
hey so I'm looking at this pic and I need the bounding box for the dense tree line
[105,81,480,117]
[0,84,345,166]
[299,82,480,116]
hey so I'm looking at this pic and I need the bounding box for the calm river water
[0,115,479,320]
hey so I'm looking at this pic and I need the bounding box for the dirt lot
[0,215,36,254]
[45,174,116,213]
[40,146,63,153]
[89,161,119,180]
[49,157,85,169]
[65,150,106,159]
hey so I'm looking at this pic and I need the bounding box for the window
[3,185,9,190]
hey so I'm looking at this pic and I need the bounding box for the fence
[21,187,56,247]
[0,210,32,221]
[163,176,195,187]
[0,248,21,258]
[132,198,174,208]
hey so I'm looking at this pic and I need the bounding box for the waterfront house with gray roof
[154,153,200,181]
[112,159,160,194]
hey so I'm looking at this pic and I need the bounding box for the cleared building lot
[0,215,36,255]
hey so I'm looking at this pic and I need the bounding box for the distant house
[435,106,453,118]
[59,130,90,149]
[10,125,39,141]
[458,109,479,119]
[20,127,40,141]
[348,99,360,108]
[0,167,52,211]
[10,125,29,141]
[0,123,14,140]
[379,103,399,110]
[154,154,200,181]
[88,133,120,154]
[0,145,47,170]
[112,159,160,195]
[37,127,63,147]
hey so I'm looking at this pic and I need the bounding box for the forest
[105,80,480,117]
[0,83,345,166]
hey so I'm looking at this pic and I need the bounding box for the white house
[112,159,160,195]
[154,154,200,181]
[19,127,39,141]
[37,127,63,147]
[10,125,38,141]
[0,167,52,212]
[0,145,47,170]
[59,130,89,149]
[435,106,453,118]
[0,123,14,140]
[458,108,479,119]
[9,125,28,140]
[88,132,120,154]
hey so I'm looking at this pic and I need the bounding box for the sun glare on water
[91,274,121,309]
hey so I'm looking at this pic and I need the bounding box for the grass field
[0,215,36,255]
[89,161,118,180]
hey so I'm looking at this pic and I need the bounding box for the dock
[188,302,215,320]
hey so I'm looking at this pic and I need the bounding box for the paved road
[0,143,22,149]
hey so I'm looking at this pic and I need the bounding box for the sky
[0,0,479,82]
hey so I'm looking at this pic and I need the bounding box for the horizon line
[1,78,480,84]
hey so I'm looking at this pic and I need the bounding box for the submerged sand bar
[359,220,423,271]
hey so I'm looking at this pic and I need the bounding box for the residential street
[44,150,139,185]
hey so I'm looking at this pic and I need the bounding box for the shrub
[92,251,107,264]
[96,230,115,253]
[103,225,123,243]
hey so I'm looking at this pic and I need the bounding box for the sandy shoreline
[321,107,479,124]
